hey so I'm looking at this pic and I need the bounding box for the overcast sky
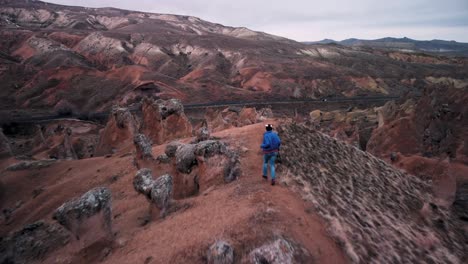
[46,0,468,42]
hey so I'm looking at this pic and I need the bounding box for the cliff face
[1,1,467,113]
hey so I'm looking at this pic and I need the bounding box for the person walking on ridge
[261,124,281,185]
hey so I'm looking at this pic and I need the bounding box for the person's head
[265,124,273,131]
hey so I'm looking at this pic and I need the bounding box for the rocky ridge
[278,123,466,263]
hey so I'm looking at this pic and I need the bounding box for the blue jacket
[261,131,281,153]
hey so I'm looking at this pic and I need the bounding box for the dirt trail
[0,121,347,263]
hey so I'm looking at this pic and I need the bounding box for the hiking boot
[262,175,267,180]
[271,179,276,186]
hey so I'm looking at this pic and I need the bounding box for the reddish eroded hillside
[307,86,468,208]
[365,87,468,204]
[277,123,467,263]
[1,0,468,113]
[368,88,468,163]
[0,122,349,264]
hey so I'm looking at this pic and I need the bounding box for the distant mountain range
[304,37,468,57]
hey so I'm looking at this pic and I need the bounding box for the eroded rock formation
[133,169,173,218]
[368,89,468,163]
[165,139,241,198]
[95,106,138,156]
[141,98,192,145]
[53,187,112,240]
[195,121,211,143]
[150,175,173,217]
[133,133,154,160]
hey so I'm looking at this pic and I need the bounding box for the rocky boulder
[207,240,234,264]
[156,154,171,164]
[195,140,241,183]
[164,139,241,198]
[0,221,69,264]
[175,144,197,174]
[150,174,173,217]
[133,133,154,160]
[141,98,192,145]
[248,238,295,264]
[95,106,138,156]
[309,110,322,123]
[133,168,155,199]
[172,140,241,182]
[165,141,183,158]
[194,140,226,157]
[133,169,173,218]
[196,126,211,143]
[53,187,112,240]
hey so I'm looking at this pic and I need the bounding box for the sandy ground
[0,121,348,263]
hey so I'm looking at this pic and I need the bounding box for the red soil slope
[0,122,348,263]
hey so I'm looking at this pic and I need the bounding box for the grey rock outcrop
[133,169,173,218]
[111,106,138,130]
[150,174,173,216]
[134,133,154,160]
[53,187,112,240]
[195,140,241,183]
[175,144,197,174]
[162,139,240,198]
[133,168,155,199]
[207,240,234,264]
[196,126,211,142]
[0,221,69,264]
[165,141,183,158]
[167,139,241,183]
[157,98,185,119]
[194,140,226,157]
[249,238,295,264]
[156,154,171,164]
